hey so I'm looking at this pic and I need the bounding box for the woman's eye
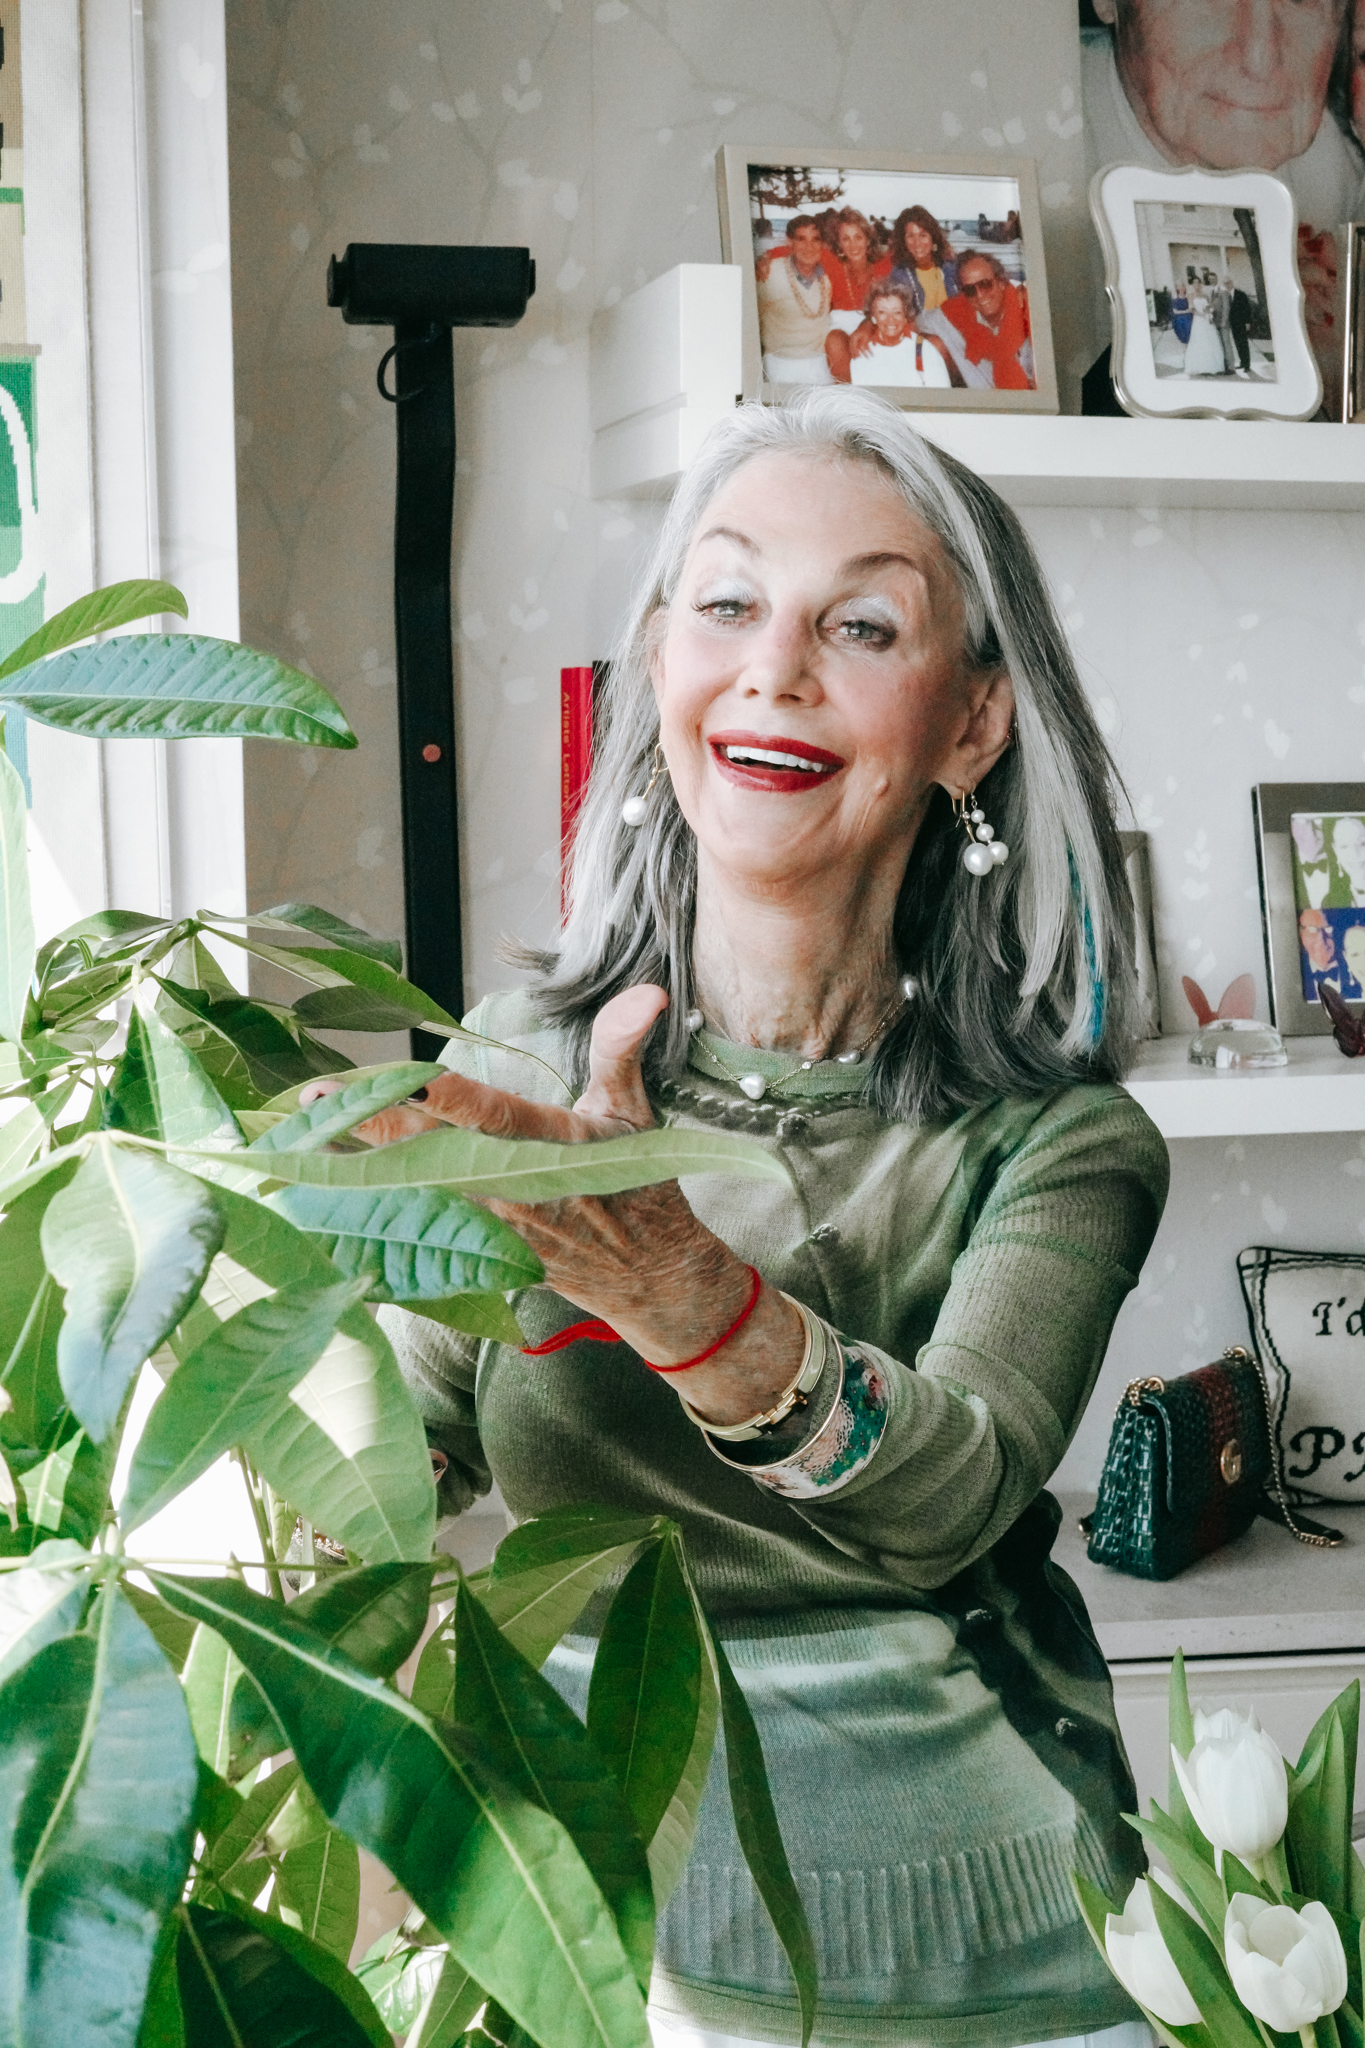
[832,615,894,646]
[697,597,750,621]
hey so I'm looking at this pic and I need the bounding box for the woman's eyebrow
[842,550,926,576]
[695,525,758,552]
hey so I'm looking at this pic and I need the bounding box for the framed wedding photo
[1090,163,1321,421]
[1253,783,1365,1036]
[716,146,1059,414]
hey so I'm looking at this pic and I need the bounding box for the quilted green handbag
[1083,1347,1342,1580]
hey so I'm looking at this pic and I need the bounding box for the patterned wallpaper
[223,1,1365,1495]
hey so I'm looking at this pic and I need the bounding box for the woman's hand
[304,986,805,1425]
[847,318,876,358]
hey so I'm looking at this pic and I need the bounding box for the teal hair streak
[1068,849,1105,1048]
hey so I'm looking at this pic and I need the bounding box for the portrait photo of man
[1082,0,1365,387]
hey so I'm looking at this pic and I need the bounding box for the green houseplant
[0,584,818,2048]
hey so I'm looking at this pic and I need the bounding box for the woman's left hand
[310,987,805,1418]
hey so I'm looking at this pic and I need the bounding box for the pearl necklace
[687,977,916,1102]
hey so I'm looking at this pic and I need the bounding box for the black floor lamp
[327,244,535,1058]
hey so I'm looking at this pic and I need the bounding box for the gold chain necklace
[689,985,910,1102]
[783,256,830,323]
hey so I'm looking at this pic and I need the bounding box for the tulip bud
[1104,1876,1202,2027]
[1224,1895,1348,2031]
[1171,1705,1287,1869]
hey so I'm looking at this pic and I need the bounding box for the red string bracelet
[521,1264,764,1375]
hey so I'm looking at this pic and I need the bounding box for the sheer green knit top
[380,989,1170,2048]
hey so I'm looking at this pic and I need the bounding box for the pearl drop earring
[622,743,667,827]
[955,790,1008,876]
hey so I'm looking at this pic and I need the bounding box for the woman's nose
[737,612,819,698]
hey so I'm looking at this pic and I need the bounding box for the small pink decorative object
[1181,972,1256,1026]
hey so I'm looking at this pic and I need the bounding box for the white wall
[223,1,1365,1497]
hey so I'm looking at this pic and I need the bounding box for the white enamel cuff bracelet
[677,1295,829,1442]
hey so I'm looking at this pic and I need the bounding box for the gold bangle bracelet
[677,1296,828,1441]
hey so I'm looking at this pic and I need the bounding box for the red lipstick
[708,729,846,794]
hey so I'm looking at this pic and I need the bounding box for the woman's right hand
[847,318,876,358]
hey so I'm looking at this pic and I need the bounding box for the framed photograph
[1253,784,1365,1036]
[1090,163,1321,421]
[716,146,1058,414]
[1337,222,1365,424]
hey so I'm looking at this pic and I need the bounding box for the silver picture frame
[1253,782,1365,1036]
[1090,162,1321,422]
[715,144,1059,414]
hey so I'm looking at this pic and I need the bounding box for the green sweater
[381,990,1170,2048]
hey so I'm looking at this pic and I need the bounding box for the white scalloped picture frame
[1090,161,1322,422]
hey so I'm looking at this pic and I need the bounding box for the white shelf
[1123,1033,1365,1138]
[911,415,1365,512]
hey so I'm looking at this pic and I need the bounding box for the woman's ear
[944,667,1015,797]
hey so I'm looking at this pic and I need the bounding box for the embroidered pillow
[1237,1246,1365,1505]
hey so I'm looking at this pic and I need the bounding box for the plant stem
[232,1449,284,1603]
[1300,2028,1316,2048]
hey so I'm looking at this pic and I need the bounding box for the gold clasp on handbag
[1220,1438,1243,1485]
[1123,1375,1166,1408]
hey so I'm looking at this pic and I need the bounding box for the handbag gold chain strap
[1229,1344,1345,1549]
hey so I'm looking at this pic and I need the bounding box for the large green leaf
[41,1138,226,1441]
[199,1758,301,1899]
[246,1062,443,1152]
[105,1000,243,1155]
[290,1559,436,1676]
[194,1188,435,1564]
[182,1620,247,1778]
[1167,1648,1200,1837]
[213,930,461,1035]
[153,977,350,1106]
[205,902,402,973]
[452,1577,655,1992]
[35,908,171,986]
[357,1939,451,2034]
[137,1909,188,2048]
[1289,1703,1355,1912]
[476,1507,668,1671]
[1127,1806,1228,1943]
[645,1638,719,1912]
[0,1584,198,2048]
[407,1954,485,2048]
[0,1102,44,1183]
[0,746,34,1044]
[177,1899,387,2048]
[0,579,188,680]
[274,1822,361,1961]
[587,1535,702,1852]
[119,1274,370,1532]
[408,1290,529,1345]
[712,1636,819,2048]
[186,1121,792,1202]
[11,1424,116,1552]
[151,1572,652,2048]
[0,634,357,747]
[273,1183,543,1299]
[0,1192,71,1450]
[118,1579,197,1674]
[0,1535,91,1685]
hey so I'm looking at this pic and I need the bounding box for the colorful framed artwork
[1090,163,1322,421]
[1253,783,1365,1036]
[715,145,1059,413]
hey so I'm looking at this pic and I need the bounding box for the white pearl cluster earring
[955,790,1008,876]
[622,743,667,827]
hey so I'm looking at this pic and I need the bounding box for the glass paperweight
[1188,1017,1287,1070]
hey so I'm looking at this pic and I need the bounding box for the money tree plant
[0,584,817,2048]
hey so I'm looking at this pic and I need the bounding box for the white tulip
[1171,1705,1288,1869]
[1104,1875,1203,2027]
[1224,1895,1348,2031]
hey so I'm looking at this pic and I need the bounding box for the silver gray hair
[519,390,1140,1121]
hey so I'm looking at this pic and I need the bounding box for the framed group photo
[716,146,1058,413]
[1253,783,1365,1035]
[1091,163,1322,421]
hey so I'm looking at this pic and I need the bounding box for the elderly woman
[376,393,1166,2048]
[844,279,953,387]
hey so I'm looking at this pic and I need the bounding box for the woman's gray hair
[519,390,1141,1122]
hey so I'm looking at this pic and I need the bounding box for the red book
[560,666,596,917]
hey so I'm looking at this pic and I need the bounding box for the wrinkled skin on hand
[302,985,804,1425]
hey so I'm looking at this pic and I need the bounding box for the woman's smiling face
[650,450,1009,896]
